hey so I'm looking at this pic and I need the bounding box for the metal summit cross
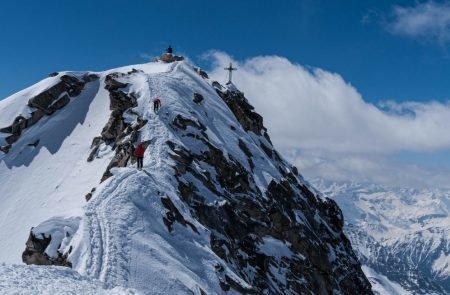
[224,62,237,84]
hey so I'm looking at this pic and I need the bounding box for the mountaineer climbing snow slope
[0,58,373,294]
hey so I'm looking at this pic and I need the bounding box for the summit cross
[224,62,237,84]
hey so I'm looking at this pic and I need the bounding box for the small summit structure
[159,45,184,63]
[224,62,237,84]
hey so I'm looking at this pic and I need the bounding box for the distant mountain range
[312,179,450,295]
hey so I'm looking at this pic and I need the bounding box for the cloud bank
[387,1,450,44]
[206,51,450,188]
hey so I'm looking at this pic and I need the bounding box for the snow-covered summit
[0,59,371,294]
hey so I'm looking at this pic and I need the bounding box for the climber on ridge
[167,45,173,54]
[153,97,161,113]
[135,142,145,170]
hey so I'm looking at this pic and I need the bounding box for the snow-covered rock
[0,59,372,294]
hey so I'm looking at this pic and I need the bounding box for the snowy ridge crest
[0,60,371,294]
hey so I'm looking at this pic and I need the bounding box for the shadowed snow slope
[0,60,372,294]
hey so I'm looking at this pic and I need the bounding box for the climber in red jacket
[135,143,145,170]
[153,98,161,112]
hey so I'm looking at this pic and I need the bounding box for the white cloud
[206,51,450,188]
[387,1,450,44]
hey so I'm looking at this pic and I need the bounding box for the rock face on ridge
[0,60,373,294]
[165,83,372,294]
[0,72,99,152]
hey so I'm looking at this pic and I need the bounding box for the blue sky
[2,0,450,187]
[1,0,450,102]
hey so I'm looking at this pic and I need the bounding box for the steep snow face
[0,60,372,294]
[313,179,450,295]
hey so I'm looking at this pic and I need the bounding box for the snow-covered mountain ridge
[312,179,450,294]
[0,57,371,294]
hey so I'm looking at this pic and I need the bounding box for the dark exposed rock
[194,67,209,79]
[49,72,59,77]
[27,139,40,148]
[101,110,126,141]
[172,114,207,132]
[28,82,67,113]
[104,74,128,91]
[90,136,103,149]
[85,192,93,202]
[22,228,71,267]
[28,74,85,116]
[163,87,373,293]
[260,141,273,158]
[100,142,134,182]
[87,137,104,162]
[93,72,148,181]
[12,115,27,136]
[85,188,95,202]
[49,94,70,112]
[219,89,265,136]
[161,196,198,234]
[238,139,255,170]
[319,198,344,232]
[5,115,28,144]
[5,133,20,145]
[26,109,46,128]
[0,125,12,133]
[238,139,252,158]
[212,81,224,91]
[109,91,137,112]
[193,92,204,104]
[127,68,142,75]
[0,145,11,154]
[82,73,100,83]
[159,53,184,63]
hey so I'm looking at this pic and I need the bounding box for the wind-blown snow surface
[0,264,139,294]
[0,60,370,294]
[313,179,450,295]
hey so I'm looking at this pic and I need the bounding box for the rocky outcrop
[194,67,209,79]
[22,229,72,267]
[216,87,267,137]
[161,196,198,234]
[163,81,373,294]
[87,72,148,182]
[193,93,204,104]
[159,53,184,63]
[0,73,99,153]
[29,74,85,114]
[167,133,372,294]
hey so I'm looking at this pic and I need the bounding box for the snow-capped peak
[0,60,372,294]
